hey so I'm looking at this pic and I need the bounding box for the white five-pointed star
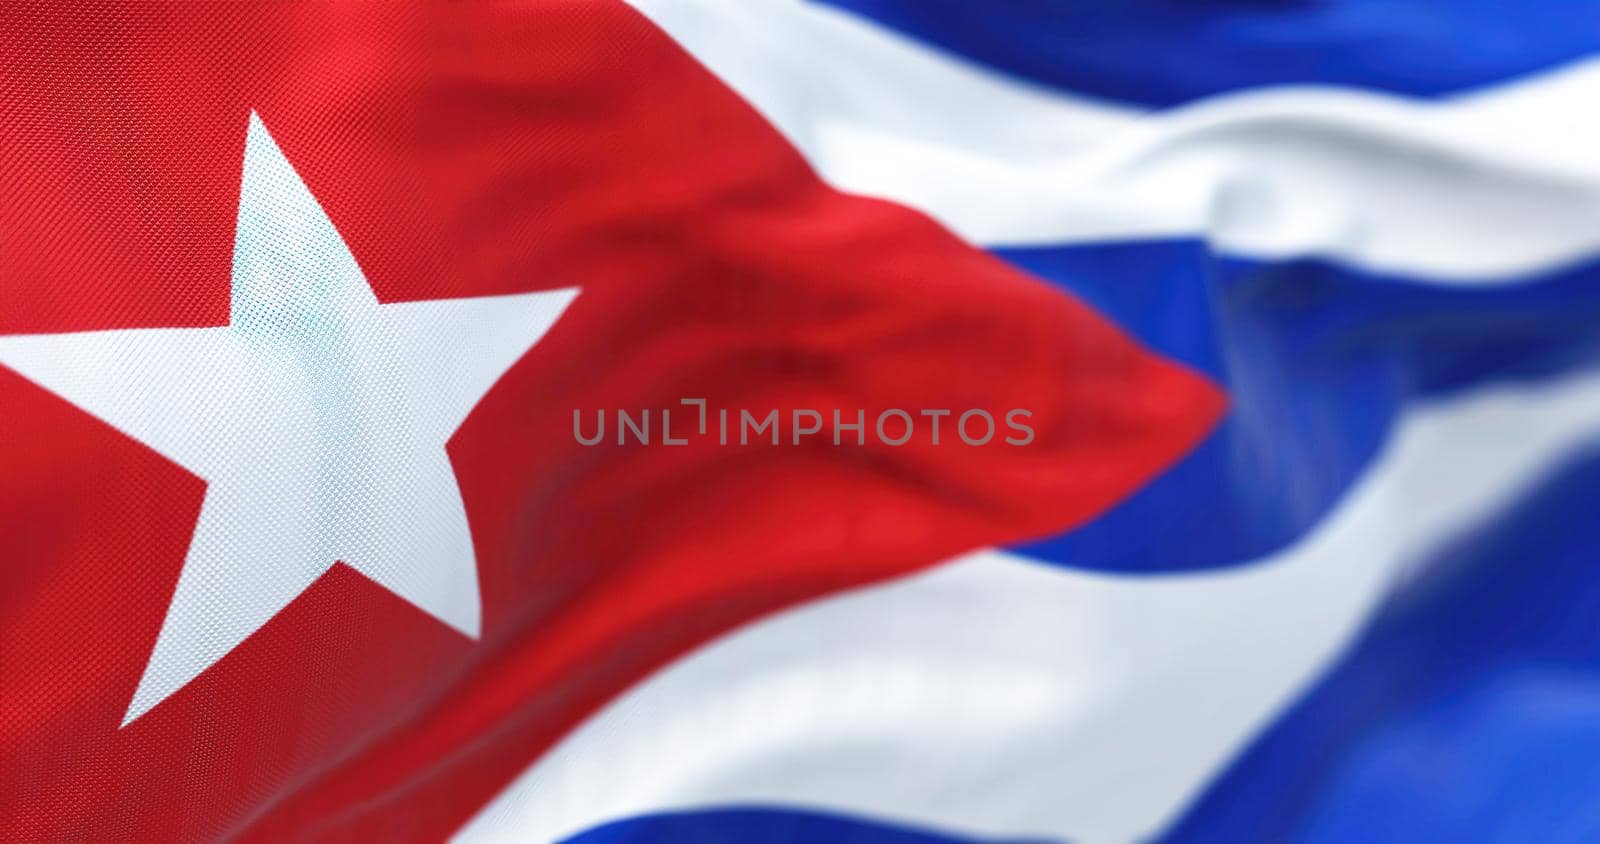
[0,113,578,726]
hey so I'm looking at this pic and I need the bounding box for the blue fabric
[998,242,1600,573]
[1159,446,1600,842]
[561,806,1048,844]
[815,0,1600,107]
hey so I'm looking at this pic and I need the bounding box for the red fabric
[0,2,1224,839]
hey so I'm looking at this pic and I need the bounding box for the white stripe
[458,371,1600,843]
[628,0,1600,281]
[627,0,1140,167]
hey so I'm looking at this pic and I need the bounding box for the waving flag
[3,2,1599,842]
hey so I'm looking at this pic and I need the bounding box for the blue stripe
[996,242,1600,573]
[1158,445,1600,842]
[561,806,1052,844]
[816,0,1600,107]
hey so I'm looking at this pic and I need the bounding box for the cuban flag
[3,2,1599,841]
